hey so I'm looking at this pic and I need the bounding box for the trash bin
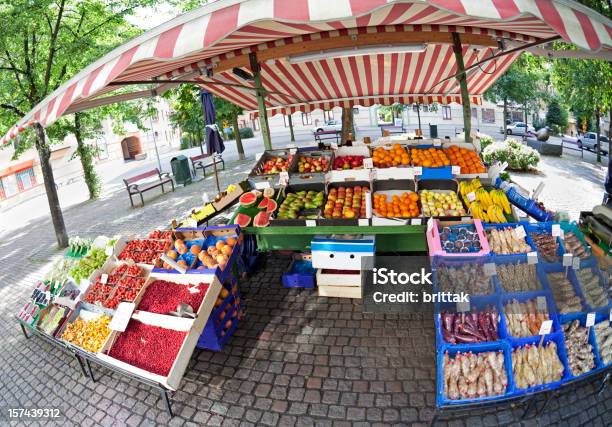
[171,155,192,186]
[429,124,438,138]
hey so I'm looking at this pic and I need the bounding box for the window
[0,179,5,200]
[302,113,312,125]
[283,115,291,128]
[412,104,419,112]
[353,107,359,115]
[442,106,451,120]
[471,107,478,119]
[324,110,334,121]
[15,168,36,191]
[422,105,429,112]
[482,108,495,123]
[251,119,260,131]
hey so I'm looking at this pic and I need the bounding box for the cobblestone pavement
[1,157,611,426]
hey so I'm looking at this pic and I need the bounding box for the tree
[545,98,569,133]
[166,84,206,152]
[340,107,354,144]
[552,57,612,162]
[485,55,543,139]
[0,0,152,247]
[214,97,246,160]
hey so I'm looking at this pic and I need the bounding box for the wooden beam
[249,52,272,151]
[452,32,472,143]
[212,31,498,73]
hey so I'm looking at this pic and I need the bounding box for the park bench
[123,168,174,208]
[380,125,405,136]
[190,153,225,177]
[314,130,341,145]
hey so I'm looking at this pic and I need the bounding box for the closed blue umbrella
[200,89,225,155]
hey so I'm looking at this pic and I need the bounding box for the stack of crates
[196,277,244,351]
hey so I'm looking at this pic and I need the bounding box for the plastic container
[427,219,490,257]
[431,255,496,296]
[592,314,612,368]
[492,254,544,294]
[573,261,610,313]
[482,222,537,257]
[560,315,604,379]
[500,290,560,343]
[436,341,514,406]
[524,222,565,262]
[498,184,554,222]
[539,263,587,323]
[434,294,506,348]
[282,254,316,288]
[509,332,571,395]
[559,221,592,265]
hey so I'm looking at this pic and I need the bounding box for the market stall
[5,0,612,420]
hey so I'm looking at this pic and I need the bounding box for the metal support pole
[161,389,173,417]
[20,323,30,339]
[149,115,163,172]
[451,32,472,143]
[74,354,89,378]
[86,358,96,382]
[249,53,273,151]
[287,114,295,142]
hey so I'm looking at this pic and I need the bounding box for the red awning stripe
[3,0,610,145]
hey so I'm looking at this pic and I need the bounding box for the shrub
[179,138,191,150]
[481,138,540,171]
[227,127,254,140]
[478,134,495,151]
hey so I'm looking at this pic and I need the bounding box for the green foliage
[180,138,191,150]
[227,127,254,140]
[481,138,540,171]
[478,134,495,151]
[165,84,205,143]
[545,98,569,133]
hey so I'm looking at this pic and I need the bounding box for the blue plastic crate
[558,221,593,265]
[524,222,565,263]
[593,314,612,368]
[282,259,315,288]
[539,263,587,323]
[482,222,538,258]
[492,254,545,294]
[509,332,571,395]
[436,341,514,407]
[435,294,506,349]
[500,290,560,343]
[573,261,611,313]
[560,315,605,379]
[498,185,554,222]
[420,165,453,180]
[431,255,496,296]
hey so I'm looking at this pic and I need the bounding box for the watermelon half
[257,197,278,213]
[234,213,252,227]
[253,211,270,227]
[239,192,257,207]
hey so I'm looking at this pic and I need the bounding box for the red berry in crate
[125,265,142,277]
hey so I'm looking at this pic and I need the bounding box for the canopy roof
[2,0,611,144]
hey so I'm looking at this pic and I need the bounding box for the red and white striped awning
[2,0,611,144]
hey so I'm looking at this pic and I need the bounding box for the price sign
[527,252,538,264]
[358,219,369,226]
[433,139,442,147]
[279,171,289,185]
[411,218,422,225]
[202,192,210,204]
[452,166,461,175]
[467,192,476,202]
[330,142,339,150]
[586,312,596,327]
[255,152,263,161]
[426,217,434,232]
[536,296,547,311]
[305,220,316,227]
[514,225,526,239]
[289,148,297,155]
[562,253,573,267]
[456,299,470,312]
[363,158,374,169]
[365,192,372,218]
[551,224,561,237]
[572,257,581,270]
[109,302,136,332]
[483,263,496,277]
[414,166,423,176]
[100,274,108,284]
[538,319,553,335]
[255,181,271,190]
[461,217,471,221]
[105,246,113,257]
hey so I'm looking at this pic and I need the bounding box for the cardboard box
[212,181,250,211]
[311,235,375,270]
[97,274,221,390]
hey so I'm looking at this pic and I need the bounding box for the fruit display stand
[289,148,332,185]
[248,148,296,189]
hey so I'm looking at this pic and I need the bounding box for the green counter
[243,225,427,252]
